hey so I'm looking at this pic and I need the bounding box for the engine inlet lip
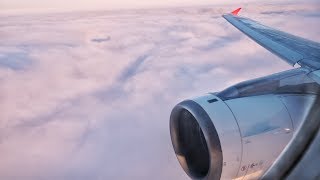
[170,100,223,180]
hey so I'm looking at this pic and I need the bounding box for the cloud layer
[0,2,319,180]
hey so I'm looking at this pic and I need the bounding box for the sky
[0,0,316,13]
[0,1,319,180]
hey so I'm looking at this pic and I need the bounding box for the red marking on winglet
[231,8,242,16]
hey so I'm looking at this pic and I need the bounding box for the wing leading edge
[222,8,320,70]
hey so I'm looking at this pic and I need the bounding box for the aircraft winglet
[231,8,242,16]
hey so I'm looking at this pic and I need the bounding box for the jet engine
[170,68,320,180]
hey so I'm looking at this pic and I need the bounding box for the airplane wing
[222,8,320,180]
[222,8,320,70]
[170,8,320,180]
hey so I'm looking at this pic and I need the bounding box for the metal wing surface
[223,10,320,70]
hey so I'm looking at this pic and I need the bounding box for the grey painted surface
[223,14,320,69]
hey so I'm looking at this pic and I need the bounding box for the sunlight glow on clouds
[0,2,319,180]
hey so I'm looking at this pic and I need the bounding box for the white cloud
[0,2,319,179]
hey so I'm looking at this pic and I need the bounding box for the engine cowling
[170,68,319,180]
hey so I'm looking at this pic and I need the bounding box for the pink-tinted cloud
[0,2,319,180]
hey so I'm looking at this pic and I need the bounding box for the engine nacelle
[170,68,319,180]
